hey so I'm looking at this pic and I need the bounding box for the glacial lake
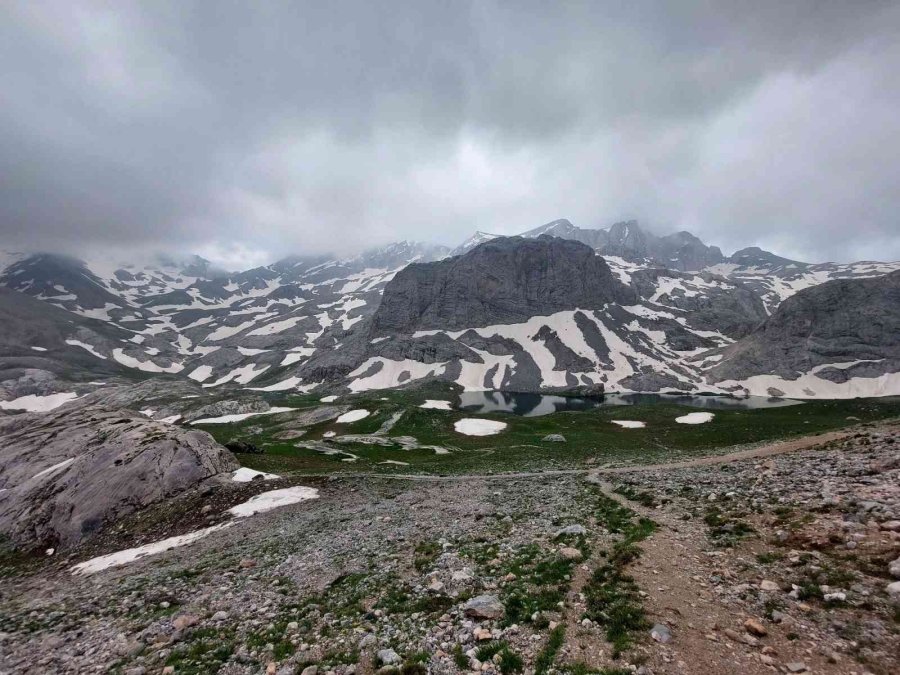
[456,391,802,417]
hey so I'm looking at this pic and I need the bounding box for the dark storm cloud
[2,1,899,268]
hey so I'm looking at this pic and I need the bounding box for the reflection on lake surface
[456,391,802,417]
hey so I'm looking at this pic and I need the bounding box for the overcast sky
[2,1,899,269]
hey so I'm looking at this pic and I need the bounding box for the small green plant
[165,627,235,675]
[413,540,441,571]
[535,625,565,675]
[452,644,468,669]
[319,648,360,667]
[475,641,506,661]
[475,641,523,674]
[583,494,657,657]
[614,484,657,508]
[703,506,755,546]
[496,645,524,674]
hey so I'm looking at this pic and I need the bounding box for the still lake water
[456,391,802,417]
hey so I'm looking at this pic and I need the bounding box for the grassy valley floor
[196,389,900,476]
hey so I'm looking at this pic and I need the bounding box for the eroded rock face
[0,404,238,549]
[630,269,767,339]
[708,270,900,384]
[371,236,636,335]
[181,398,271,422]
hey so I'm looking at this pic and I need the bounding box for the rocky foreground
[0,425,898,675]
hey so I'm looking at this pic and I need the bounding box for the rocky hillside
[706,270,900,398]
[0,393,238,549]
[0,287,139,395]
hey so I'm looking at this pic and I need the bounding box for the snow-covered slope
[706,257,900,312]
[0,219,897,400]
[0,243,449,394]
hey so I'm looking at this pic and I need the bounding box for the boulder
[555,524,586,537]
[650,623,672,643]
[377,649,400,665]
[463,594,505,620]
[225,440,262,454]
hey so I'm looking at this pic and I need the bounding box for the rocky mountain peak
[371,235,636,335]
[449,231,501,257]
[727,246,805,269]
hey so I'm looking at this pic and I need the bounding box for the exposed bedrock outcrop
[708,270,900,383]
[371,235,637,335]
[0,403,238,549]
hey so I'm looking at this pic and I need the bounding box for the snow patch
[227,486,319,517]
[232,467,280,482]
[335,409,370,424]
[611,420,646,429]
[454,418,507,436]
[205,320,256,341]
[188,365,213,382]
[420,400,452,410]
[190,407,295,424]
[71,485,318,574]
[203,363,270,387]
[248,377,302,392]
[112,349,183,374]
[0,392,78,412]
[675,412,715,424]
[32,458,75,480]
[71,523,234,575]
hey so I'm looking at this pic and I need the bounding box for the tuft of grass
[165,626,235,675]
[319,648,360,667]
[565,666,633,675]
[413,540,441,571]
[703,506,755,547]
[614,484,657,508]
[405,650,430,664]
[475,641,506,661]
[452,644,469,669]
[475,641,523,674]
[535,625,565,675]
[376,579,454,616]
[583,494,657,658]
[400,650,430,675]
[467,540,584,626]
[496,645,524,674]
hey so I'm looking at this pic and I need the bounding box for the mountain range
[1,219,898,411]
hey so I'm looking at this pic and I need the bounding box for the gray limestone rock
[0,400,237,549]
[463,594,505,620]
[371,236,636,335]
[708,270,900,384]
[182,398,271,422]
